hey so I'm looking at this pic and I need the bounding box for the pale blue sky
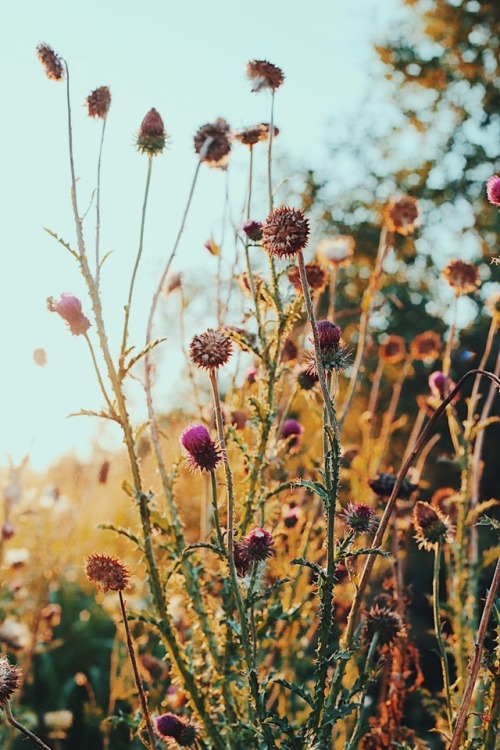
[1,0,399,469]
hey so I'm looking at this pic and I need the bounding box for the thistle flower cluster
[288,263,327,294]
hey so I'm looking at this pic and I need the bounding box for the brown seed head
[137,108,166,156]
[85,554,130,592]
[431,487,458,523]
[442,259,480,295]
[234,123,279,146]
[384,196,419,235]
[262,206,310,258]
[36,44,64,81]
[0,656,22,704]
[86,86,111,119]
[362,604,405,646]
[288,262,327,293]
[194,118,231,167]
[379,335,406,364]
[413,501,451,550]
[189,327,232,370]
[410,330,442,361]
[246,59,285,92]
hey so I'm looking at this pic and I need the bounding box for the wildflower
[296,366,318,391]
[189,327,232,370]
[180,424,221,473]
[288,263,327,293]
[340,503,378,535]
[304,320,348,374]
[442,259,480,295]
[379,335,406,364]
[316,236,355,266]
[136,108,166,156]
[234,123,279,146]
[155,713,197,746]
[0,656,22,704]
[368,473,418,500]
[36,44,64,81]
[240,528,274,562]
[409,330,442,361]
[428,370,458,401]
[194,118,231,167]
[280,419,304,449]
[383,196,419,236]
[242,220,263,242]
[84,553,130,592]
[246,59,285,92]
[413,501,451,550]
[486,175,500,206]
[86,86,111,119]
[362,604,405,646]
[262,206,310,259]
[47,293,91,335]
[204,238,220,256]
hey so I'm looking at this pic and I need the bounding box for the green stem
[433,543,453,732]
[344,633,380,750]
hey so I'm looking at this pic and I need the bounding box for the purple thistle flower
[180,424,222,473]
[154,713,197,746]
[486,175,500,206]
[242,220,263,242]
[340,502,378,534]
[47,293,91,336]
[240,528,274,562]
[280,419,304,449]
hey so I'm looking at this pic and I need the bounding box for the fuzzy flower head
[194,118,231,168]
[340,503,378,535]
[384,196,419,236]
[240,528,274,563]
[262,206,310,259]
[155,713,197,747]
[368,473,418,500]
[246,59,285,92]
[428,371,458,402]
[86,86,111,119]
[84,554,130,592]
[486,175,500,206]
[189,327,232,370]
[379,335,406,365]
[280,419,304,450]
[234,123,279,146]
[136,108,166,156]
[180,424,222,473]
[316,235,355,266]
[304,320,348,375]
[47,293,91,336]
[288,263,327,294]
[362,604,405,646]
[442,259,480,296]
[36,44,64,81]
[409,330,442,362]
[0,656,21,705]
[242,220,263,242]
[413,501,452,550]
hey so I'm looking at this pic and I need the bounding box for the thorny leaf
[44,227,79,258]
[120,337,167,379]
[272,677,314,707]
[290,558,326,581]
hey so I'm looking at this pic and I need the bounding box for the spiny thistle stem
[4,702,53,750]
[120,155,154,366]
[344,633,380,750]
[95,115,107,288]
[449,555,500,750]
[267,91,275,214]
[83,332,116,417]
[118,591,157,749]
[433,542,453,732]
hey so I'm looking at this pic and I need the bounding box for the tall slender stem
[433,543,453,732]
[84,332,116,416]
[4,702,54,750]
[95,116,107,289]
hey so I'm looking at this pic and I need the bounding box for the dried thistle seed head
[136,108,166,156]
[194,118,231,167]
[0,656,22,704]
[486,175,500,206]
[154,713,197,746]
[340,502,378,535]
[442,259,480,296]
[262,206,310,258]
[84,554,130,592]
[413,501,451,550]
[379,335,406,364]
[316,235,355,266]
[362,604,405,646]
[288,262,327,293]
[368,473,418,500]
[189,327,232,370]
[241,528,274,562]
[36,44,64,81]
[47,293,91,336]
[180,424,222,473]
[246,59,285,92]
[234,123,279,146]
[384,196,419,235]
[409,330,442,361]
[86,86,111,119]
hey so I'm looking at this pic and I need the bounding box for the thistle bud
[413,502,451,550]
[340,503,378,535]
[36,44,64,81]
[136,108,166,156]
[362,604,405,646]
[86,86,111,119]
[242,220,263,242]
[262,206,310,259]
[0,657,22,704]
[280,419,304,450]
[240,528,274,562]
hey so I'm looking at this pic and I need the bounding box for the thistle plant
[24,43,500,750]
